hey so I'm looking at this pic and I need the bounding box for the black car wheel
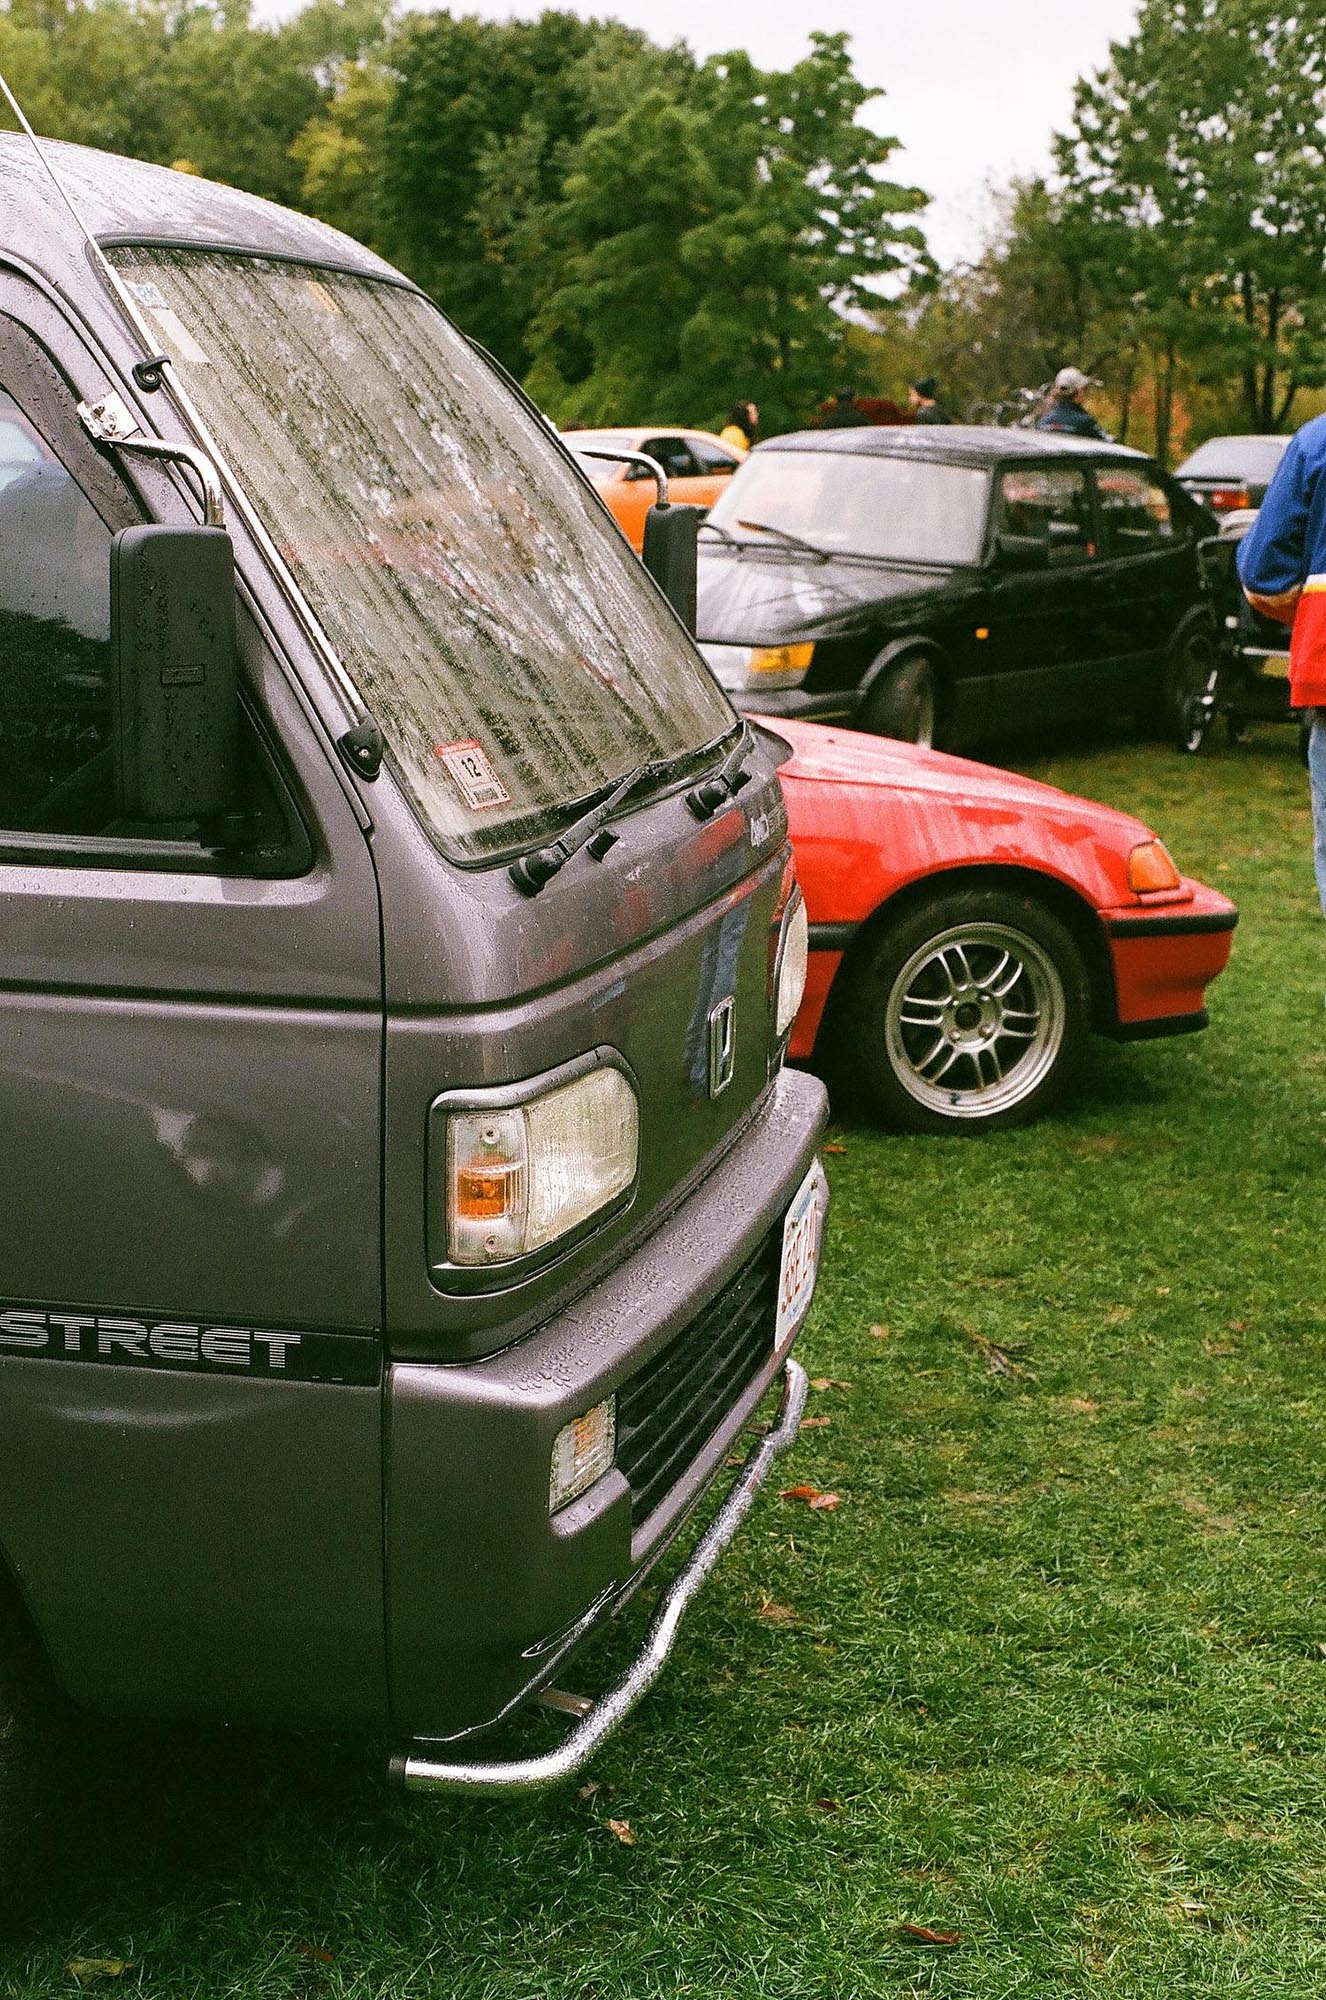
[827,885,1089,1134]
[860,652,937,749]
[1159,617,1219,748]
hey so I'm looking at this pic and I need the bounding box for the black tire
[1225,709,1250,746]
[0,1612,51,1914]
[1155,617,1219,746]
[859,652,938,749]
[824,884,1090,1134]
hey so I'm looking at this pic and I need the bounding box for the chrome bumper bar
[392,1357,809,1795]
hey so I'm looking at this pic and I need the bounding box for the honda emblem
[707,995,736,1098]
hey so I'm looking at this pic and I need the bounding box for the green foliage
[526,32,929,430]
[1055,0,1326,433]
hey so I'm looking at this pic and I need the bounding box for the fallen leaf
[800,1415,831,1429]
[813,1796,840,1813]
[1063,1396,1098,1415]
[966,1329,1035,1381]
[1157,1285,1171,1297]
[577,1780,601,1800]
[605,1817,636,1846]
[758,1599,796,1624]
[869,1323,891,1339]
[1106,1305,1132,1324]
[1316,1641,1326,1660]
[899,1923,962,1947]
[809,1377,852,1392]
[296,1945,335,1966]
[823,1142,848,1155]
[779,1484,842,1511]
[67,1964,135,1989]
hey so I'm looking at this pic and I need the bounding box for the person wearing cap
[908,377,951,426]
[1037,367,1108,439]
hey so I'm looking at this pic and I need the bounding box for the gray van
[0,133,827,1843]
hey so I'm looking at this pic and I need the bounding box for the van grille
[616,1233,780,1531]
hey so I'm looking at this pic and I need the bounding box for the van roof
[0,133,402,295]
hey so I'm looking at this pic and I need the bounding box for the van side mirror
[642,502,703,632]
[993,531,1050,572]
[110,524,239,823]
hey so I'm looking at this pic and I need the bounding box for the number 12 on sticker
[435,738,510,811]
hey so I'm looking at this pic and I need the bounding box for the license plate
[775,1159,828,1351]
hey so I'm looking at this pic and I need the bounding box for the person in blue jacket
[1236,415,1326,914]
[1036,367,1108,439]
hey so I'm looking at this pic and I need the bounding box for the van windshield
[107,248,734,863]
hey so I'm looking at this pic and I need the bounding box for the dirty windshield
[108,249,735,863]
[707,450,991,566]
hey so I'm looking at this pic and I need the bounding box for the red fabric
[1290,592,1326,708]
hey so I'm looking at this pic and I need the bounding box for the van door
[0,277,387,1726]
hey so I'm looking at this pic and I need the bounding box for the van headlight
[439,1063,638,1268]
[774,891,808,1039]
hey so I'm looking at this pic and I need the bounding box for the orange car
[566,427,745,551]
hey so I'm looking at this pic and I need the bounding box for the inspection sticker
[435,738,510,810]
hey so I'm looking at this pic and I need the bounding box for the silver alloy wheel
[883,920,1066,1120]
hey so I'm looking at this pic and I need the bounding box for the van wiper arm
[509,765,645,895]
[736,518,831,559]
[686,723,755,820]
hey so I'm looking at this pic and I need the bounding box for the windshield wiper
[686,722,756,820]
[697,519,739,546]
[736,518,832,559]
[509,764,645,895]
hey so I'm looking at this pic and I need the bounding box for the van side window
[0,390,114,833]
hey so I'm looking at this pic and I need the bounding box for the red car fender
[767,721,1234,1061]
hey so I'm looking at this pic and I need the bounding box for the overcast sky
[360,0,1145,268]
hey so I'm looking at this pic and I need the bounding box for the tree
[1055,0,1326,434]
[526,31,928,430]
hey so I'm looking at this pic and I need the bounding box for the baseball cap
[1054,366,1096,393]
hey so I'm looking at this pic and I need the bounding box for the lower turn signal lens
[1127,839,1182,894]
[550,1398,616,1512]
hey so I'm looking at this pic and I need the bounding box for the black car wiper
[509,764,645,895]
[736,518,832,559]
[686,722,756,820]
[697,519,740,546]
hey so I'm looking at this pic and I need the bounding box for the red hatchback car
[774,720,1236,1132]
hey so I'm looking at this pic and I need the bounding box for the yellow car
[567,427,745,551]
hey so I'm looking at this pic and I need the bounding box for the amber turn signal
[748,642,814,676]
[1127,839,1181,894]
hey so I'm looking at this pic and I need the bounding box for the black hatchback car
[695,427,1218,751]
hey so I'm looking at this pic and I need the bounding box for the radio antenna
[0,69,174,375]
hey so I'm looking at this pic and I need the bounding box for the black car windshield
[107,249,734,864]
[706,449,991,565]
[1178,436,1289,481]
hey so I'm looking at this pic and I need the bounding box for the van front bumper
[393,1357,808,1792]
[385,1065,827,1749]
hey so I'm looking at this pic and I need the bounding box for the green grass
[8,725,1326,1998]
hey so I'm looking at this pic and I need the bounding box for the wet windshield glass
[108,249,734,863]
[707,449,991,565]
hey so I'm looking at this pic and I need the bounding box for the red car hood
[766,718,1157,847]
